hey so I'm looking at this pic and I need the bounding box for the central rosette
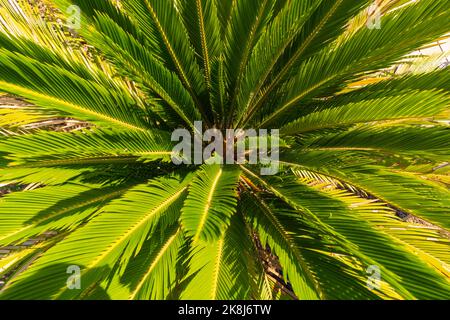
[170,121,279,175]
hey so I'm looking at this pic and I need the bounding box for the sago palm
[0,0,449,300]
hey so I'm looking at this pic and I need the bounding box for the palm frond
[257,0,450,127]
[181,213,254,299]
[0,128,174,167]
[281,91,448,135]
[0,175,192,299]
[0,183,134,246]
[0,50,148,131]
[0,0,448,300]
[181,165,240,242]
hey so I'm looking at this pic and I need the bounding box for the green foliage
[0,0,448,300]
[181,165,240,242]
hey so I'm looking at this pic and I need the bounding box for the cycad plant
[0,0,449,300]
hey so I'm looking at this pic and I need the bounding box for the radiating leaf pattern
[0,0,448,300]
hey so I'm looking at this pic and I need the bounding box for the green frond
[0,28,112,87]
[180,213,254,299]
[243,0,372,126]
[241,167,404,299]
[0,106,54,129]
[336,69,450,103]
[0,0,448,300]
[84,224,187,300]
[121,0,207,109]
[284,172,450,299]
[224,0,274,125]
[240,191,322,299]
[0,128,174,167]
[280,149,450,231]
[0,175,192,300]
[179,0,221,89]
[214,0,235,35]
[273,68,450,122]
[126,226,184,300]
[0,50,148,132]
[335,167,450,231]
[0,167,85,186]
[86,13,202,129]
[181,165,241,242]
[209,55,228,123]
[257,0,450,127]
[0,183,133,246]
[281,91,448,135]
[235,0,320,126]
[300,125,450,162]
